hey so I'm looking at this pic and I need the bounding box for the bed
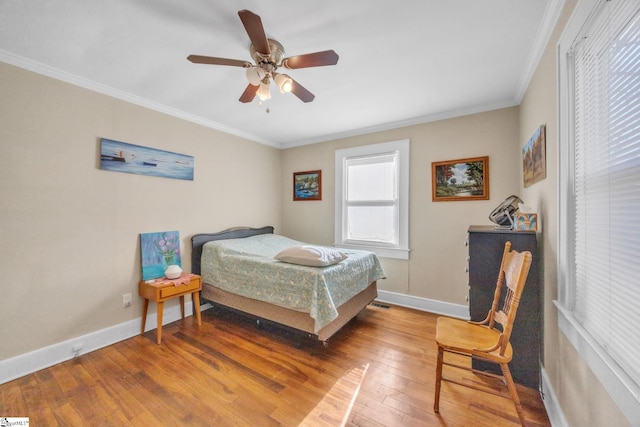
[191,226,386,343]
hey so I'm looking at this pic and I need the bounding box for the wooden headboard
[190,226,275,275]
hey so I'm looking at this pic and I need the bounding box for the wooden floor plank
[0,303,550,426]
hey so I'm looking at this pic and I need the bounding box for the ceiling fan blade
[282,50,339,69]
[290,78,315,103]
[239,84,259,103]
[187,55,250,67]
[238,10,270,56]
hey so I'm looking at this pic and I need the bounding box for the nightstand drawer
[159,278,199,298]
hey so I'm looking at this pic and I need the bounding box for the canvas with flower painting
[140,230,182,280]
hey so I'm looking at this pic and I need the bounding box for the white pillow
[274,245,347,267]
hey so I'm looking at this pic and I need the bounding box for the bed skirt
[201,281,378,342]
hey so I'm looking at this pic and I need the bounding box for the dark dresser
[467,225,540,389]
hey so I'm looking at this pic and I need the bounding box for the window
[558,0,640,421]
[335,140,409,259]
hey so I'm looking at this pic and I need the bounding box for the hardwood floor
[0,303,550,426]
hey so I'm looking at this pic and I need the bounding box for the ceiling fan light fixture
[257,81,271,100]
[246,66,266,86]
[187,10,338,105]
[274,73,293,93]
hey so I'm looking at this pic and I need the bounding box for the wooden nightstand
[139,273,202,344]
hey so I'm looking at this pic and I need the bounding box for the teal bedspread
[201,234,386,333]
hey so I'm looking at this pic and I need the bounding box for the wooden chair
[433,241,533,427]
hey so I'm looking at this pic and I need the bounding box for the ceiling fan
[187,9,339,105]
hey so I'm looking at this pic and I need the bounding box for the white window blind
[572,0,640,386]
[345,152,398,244]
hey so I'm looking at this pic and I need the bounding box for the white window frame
[557,0,640,423]
[335,140,410,260]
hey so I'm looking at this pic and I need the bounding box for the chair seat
[436,317,513,363]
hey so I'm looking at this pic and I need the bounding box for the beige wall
[519,0,630,426]
[281,107,521,302]
[0,62,282,359]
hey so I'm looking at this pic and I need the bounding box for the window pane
[335,139,409,259]
[346,155,397,201]
[347,206,396,243]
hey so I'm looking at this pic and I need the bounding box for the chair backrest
[485,241,533,355]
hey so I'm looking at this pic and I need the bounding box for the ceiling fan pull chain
[257,99,270,113]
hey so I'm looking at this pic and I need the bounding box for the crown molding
[514,0,567,102]
[278,99,519,149]
[0,50,279,148]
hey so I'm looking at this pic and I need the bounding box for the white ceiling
[0,1,560,149]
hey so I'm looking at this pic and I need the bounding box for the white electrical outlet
[123,293,132,308]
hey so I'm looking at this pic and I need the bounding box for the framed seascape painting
[293,170,322,201]
[432,156,489,202]
[140,231,182,280]
[100,138,194,181]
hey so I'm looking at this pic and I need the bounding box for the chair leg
[434,346,444,412]
[500,363,527,427]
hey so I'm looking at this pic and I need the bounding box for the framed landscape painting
[432,156,489,202]
[523,125,546,187]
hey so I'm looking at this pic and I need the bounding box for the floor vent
[370,302,391,309]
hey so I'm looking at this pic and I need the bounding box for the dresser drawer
[159,277,200,299]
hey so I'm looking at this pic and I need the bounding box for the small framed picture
[515,213,538,232]
[293,170,322,201]
[432,156,489,202]
[523,125,546,188]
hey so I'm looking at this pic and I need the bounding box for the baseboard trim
[0,303,195,385]
[376,289,469,319]
[540,366,568,427]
